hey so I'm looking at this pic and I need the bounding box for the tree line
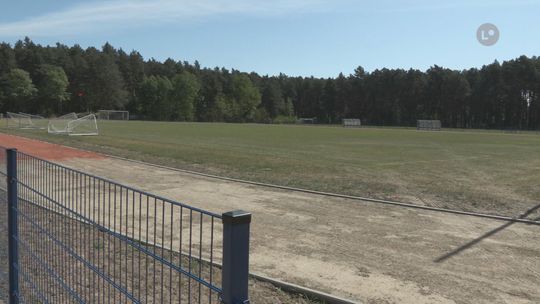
[1,38,539,129]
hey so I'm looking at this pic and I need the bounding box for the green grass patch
[2,121,540,215]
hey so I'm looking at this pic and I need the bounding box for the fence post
[221,210,251,304]
[6,149,19,304]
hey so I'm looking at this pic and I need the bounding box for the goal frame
[417,120,442,131]
[97,110,130,121]
[66,114,99,136]
[48,113,79,134]
[19,112,47,129]
[297,117,317,124]
[342,118,361,128]
[6,112,45,129]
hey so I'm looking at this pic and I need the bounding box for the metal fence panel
[0,147,250,304]
[0,146,9,302]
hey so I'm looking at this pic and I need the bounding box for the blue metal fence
[0,147,8,301]
[0,146,251,304]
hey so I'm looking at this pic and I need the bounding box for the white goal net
[19,112,47,129]
[48,113,79,134]
[97,110,129,120]
[417,120,442,131]
[48,113,99,136]
[342,118,361,127]
[67,114,99,136]
[6,112,45,129]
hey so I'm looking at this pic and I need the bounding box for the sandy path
[62,157,540,304]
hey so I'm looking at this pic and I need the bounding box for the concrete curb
[250,272,361,304]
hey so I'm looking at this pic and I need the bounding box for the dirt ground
[0,190,318,304]
[2,135,540,304]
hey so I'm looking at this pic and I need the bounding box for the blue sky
[0,0,539,77]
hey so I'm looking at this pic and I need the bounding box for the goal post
[67,114,99,136]
[6,112,31,129]
[6,112,45,129]
[48,113,99,136]
[417,120,442,131]
[97,110,129,121]
[48,113,79,134]
[342,118,361,128]
[297,117,317,124]
[19,112,47,129]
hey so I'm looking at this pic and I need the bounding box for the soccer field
[1,123,540,303]
[2,121,540,216]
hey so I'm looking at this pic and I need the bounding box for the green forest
[0,38,539,129]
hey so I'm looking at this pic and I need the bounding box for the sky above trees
[0,0,538,77]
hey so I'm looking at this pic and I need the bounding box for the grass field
[1,121,540,303]
[2,120,540,216]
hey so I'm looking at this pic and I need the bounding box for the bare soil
[0,190,318,304]
[64,157,540,304]
[2,134,540,304]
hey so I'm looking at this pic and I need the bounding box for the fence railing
[0,147,8,300]
[0,146,251,304]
